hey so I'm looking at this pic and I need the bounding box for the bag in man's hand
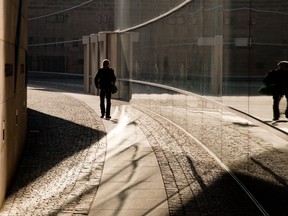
[258,85,275,95]
[111,84,118,94]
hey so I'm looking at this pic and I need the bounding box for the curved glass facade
[116,0,288,95]
[114,0,288,118]
[112,0,288,210]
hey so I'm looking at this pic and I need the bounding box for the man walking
[94,59,116,119]
[263,61,288,120]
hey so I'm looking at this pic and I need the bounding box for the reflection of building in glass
[113,0,288,95]
[28,0,114,74]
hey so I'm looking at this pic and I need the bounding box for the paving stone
[0,88,106,215]
[0,86,278,215]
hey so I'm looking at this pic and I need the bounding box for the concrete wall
[0,0,27,207]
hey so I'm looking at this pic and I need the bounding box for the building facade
[28,0,114,74]
[0,0,28,207]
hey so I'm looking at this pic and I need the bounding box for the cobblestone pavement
[0,88,106,215]
[126,105,262,216]
[130,98,288,215]
[0,86,269,215]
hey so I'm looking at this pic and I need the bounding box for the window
[46,15,67,23]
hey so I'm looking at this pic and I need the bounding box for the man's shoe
[106,116,111,119]
[100,114,105,118]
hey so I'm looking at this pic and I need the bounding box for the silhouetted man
[263,61,288,120]
[94,59,116,119]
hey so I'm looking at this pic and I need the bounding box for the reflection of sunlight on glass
[279,127,288,133]
[222,113,253,125]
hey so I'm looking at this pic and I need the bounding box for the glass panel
[116,2,288,213]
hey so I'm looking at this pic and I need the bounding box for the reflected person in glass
[263,61,288,120]
[94,59,116,119]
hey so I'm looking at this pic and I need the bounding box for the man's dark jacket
[263,68,288,94]
[94,67,116,90]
